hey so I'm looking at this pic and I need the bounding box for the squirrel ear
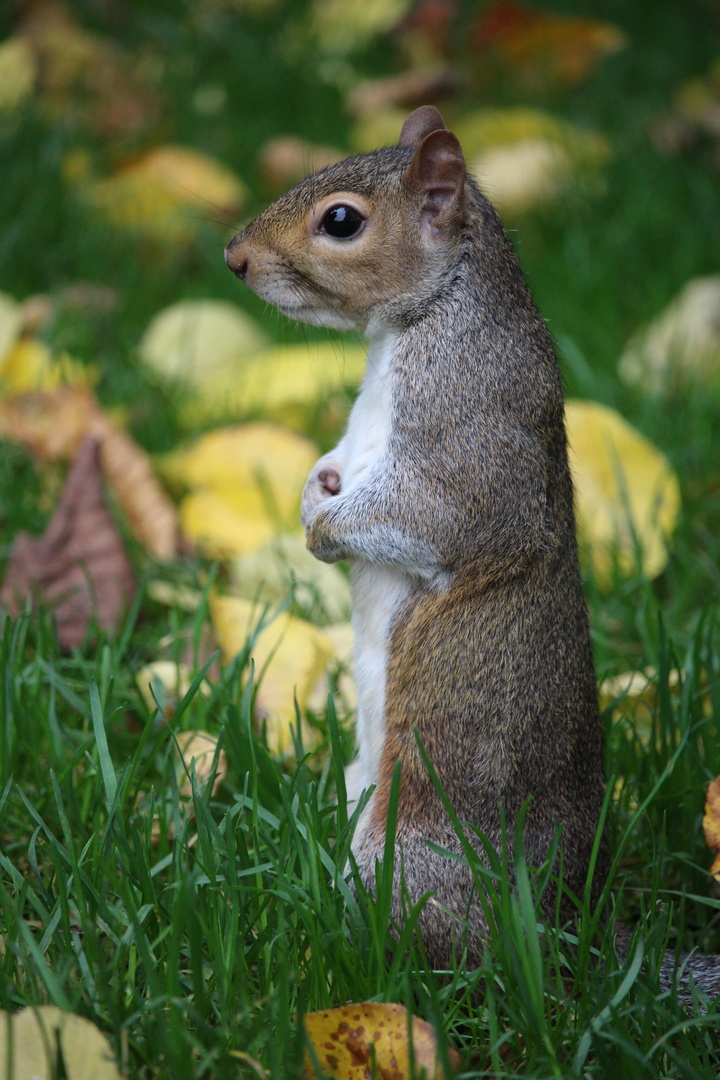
[398,105,446,148]
[408,128,466,234]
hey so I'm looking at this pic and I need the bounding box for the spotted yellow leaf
[303,1002,459,1079]
[566,400,681,586]
[210,593,333,754]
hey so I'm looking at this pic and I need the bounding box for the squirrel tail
[615,928,720,1010]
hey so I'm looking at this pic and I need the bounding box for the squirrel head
[225,106,467,332]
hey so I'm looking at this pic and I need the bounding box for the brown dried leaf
[0,437,136,648]
[303,1002,460,1079]
[0,387,181,558]
[346,66,459,118]
[703,777,720,879]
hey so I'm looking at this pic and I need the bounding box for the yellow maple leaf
[566,400,681,587]
[210,593,333,754]
[303,1002,460,1079]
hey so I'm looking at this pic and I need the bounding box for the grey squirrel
[225,106,720,1002]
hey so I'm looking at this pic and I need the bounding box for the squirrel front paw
[301,459,342,527]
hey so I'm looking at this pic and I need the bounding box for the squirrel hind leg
[353,826,489,971]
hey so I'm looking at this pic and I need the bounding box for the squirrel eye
[320,205,365,239]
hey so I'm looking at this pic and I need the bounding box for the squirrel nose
[225,238,249,280]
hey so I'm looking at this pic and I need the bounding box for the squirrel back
[226,107,719,1003]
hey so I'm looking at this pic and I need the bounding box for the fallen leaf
[0,338,97,395]
[618,275,720,393]
[452,108,609,215]
[473,138,573,215]
[210,593,333,754]
[0,387,181,559]
[138,298,267,388]
[161,423,318,556]
[257,136,345,194]
[472,2,626,90]
[1,436,136,648]
[346,66,459,117]
[566,400,681,586]
[230,534,351,626]
[176,339,367,425]
[75,146,247,244]
[599,667,684,747]
[303,1002,460,1079]
[0,1005,122,1080]
[136,660,211,716]
[304,0,414,56]
[20,0,162,140]
[176,730,227,799]
[0,36,36,113]
[703,777,720,880]
[0,292,24,364]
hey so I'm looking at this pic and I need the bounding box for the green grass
[2,0,720,1076]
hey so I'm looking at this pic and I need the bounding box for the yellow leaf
[618,275,720,392]
[77,145,247,244]
[179,340,367,424]
[162,422,319,554]
[230,533,351,625]
[306,0,413,55]
[0,338,97,396]
[454,109,609,215]
[703,777,720,879]
[0,1006,121,1080]
[210,593,333,753]
[303,1002,459,1080]
[179,488,292,557]
[0,37,36,113]
[136,660,211,715]
[138,299,268,387]
[175,730,227,799]
[0,292,24,364]
[566,400,681,586]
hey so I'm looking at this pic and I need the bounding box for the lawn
[1,0,720,1077]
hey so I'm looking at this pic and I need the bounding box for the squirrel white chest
[343,333,414,793]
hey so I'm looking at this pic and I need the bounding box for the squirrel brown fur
[226,106,719,1001]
